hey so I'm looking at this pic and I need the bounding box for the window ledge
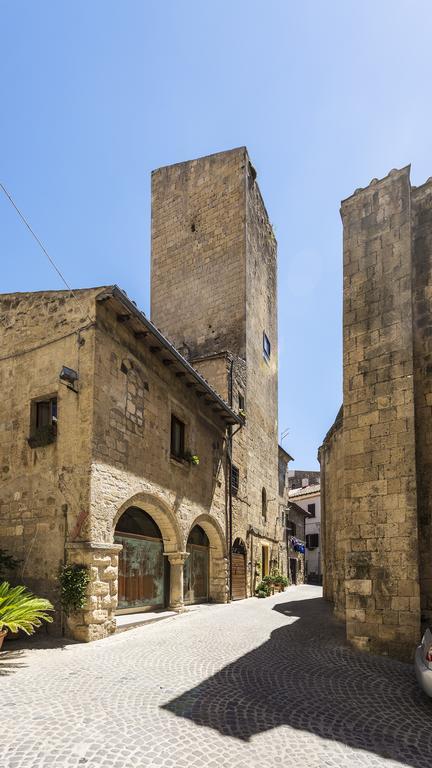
[170,455,190,469]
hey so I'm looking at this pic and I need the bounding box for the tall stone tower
[151,147,280,594]
[320,165,432,660]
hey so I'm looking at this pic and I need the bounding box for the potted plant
[255,579,271,598]
[273,574,288,592]
[0,582,54,649]
[183,451,200,465]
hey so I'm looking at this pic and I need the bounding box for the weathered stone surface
[320,167,432,660]
[151,148,282,591]
[0,148,284,641]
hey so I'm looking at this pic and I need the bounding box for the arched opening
[262,487,267,521]
[184,524,210,605]
[232,537,247,600]
[114,506,169,613]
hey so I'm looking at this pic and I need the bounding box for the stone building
[151,147,281,599]
[319,166,432,660]
[278,446,306,585]
[288,468,320,490]
[0,147,282,640]
[288,482,321,584]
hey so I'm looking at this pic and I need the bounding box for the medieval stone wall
[150,148,281,595]
[0,288,100,628]
[90,299,228,546]
[151,148,247,358]
[320,410,345,618]
[320,167,432,660]
[412,180,432,625]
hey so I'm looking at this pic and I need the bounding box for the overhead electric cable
[0,181,93,324]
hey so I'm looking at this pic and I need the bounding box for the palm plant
[0,582,54,635]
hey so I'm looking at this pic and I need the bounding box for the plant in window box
[183,451,200,466]
[238,409,246,420]
[28,423,57,448]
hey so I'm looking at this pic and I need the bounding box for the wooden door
[184,545,209,604]
[232,552,247,600]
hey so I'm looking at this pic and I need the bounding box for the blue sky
[2,1,431,468]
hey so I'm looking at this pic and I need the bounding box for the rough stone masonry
[320,166,432,661]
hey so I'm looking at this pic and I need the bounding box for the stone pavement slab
[1,585,431,768]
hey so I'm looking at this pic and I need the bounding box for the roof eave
[97,286,243,427]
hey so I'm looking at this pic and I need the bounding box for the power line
[0,181,93,324]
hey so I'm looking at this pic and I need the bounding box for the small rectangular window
[306,533,319,549]
[263,332,271,360]
[308,503,316,518]
[286,519,296,537]
[170,415,185,460]
[231,464,239,495]
[238,392,245,411]
[29,396,57,448]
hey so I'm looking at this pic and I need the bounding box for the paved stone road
[1,585,431,767]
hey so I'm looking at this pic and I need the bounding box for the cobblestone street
[2,585,431,768]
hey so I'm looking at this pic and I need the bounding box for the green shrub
[262,575,275,586]
[273,575,288,587]
[0,582,54,635]
[59,564,90,614]
[255,580,271,597]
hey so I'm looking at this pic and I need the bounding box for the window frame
[28,395,58,448]
[307,503,316,518]
[263,332,271,361]
[170,414,185,461]
[306,533,319,549]
[261,487,267,521]
[231,464,240,496]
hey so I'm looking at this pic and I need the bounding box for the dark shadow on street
[0,649,26,676]
[162,594,432,767]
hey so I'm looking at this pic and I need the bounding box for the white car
[415,628,432,697]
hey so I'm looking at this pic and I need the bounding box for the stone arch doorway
[184,515,228,605]
[114,507,169,613]
[232,538,247,600]
[184,525,209,605]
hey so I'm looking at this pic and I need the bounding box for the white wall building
[288,482,321,583]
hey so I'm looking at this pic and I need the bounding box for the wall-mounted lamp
[59,366,79,391]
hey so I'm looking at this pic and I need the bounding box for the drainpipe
[228,357,234,601]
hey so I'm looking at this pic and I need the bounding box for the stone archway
[114,492,183,554]
[114,507,167,613]
[185,514,228,604]
[114,493,186,612]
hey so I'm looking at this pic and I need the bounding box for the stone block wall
[412,179,432,625]
[150,148,281,597]
[0,288,100,630]
[66,542,121,641]
[151,148,247,359]
[319,408,345,617]
[320,166,432,660]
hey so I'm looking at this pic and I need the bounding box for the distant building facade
[288,483,321,584]
[0,148,284,640]
[278,447,308,585]
[320,166,432,660]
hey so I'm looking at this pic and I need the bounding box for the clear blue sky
[2,1,431,468]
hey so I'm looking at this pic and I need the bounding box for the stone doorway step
[115,609,177,633]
